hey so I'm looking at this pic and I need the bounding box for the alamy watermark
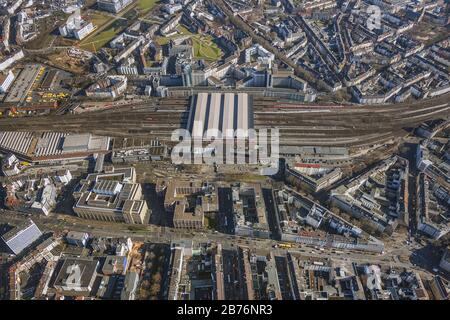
[65,263,81,288]
[366,5,381,31]
[352,5,382,31]
[170,124,280,176]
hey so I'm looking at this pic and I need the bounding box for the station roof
[187,92,254,140]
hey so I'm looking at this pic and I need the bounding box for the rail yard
[0,95,448,149]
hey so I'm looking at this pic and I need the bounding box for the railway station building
[184,92,258,163]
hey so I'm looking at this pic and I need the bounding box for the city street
[0,209,427,273]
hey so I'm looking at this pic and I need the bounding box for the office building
[173,199,205,229]
[59,9,95,40]
[73,167,148,224]
[52,257,99,296]
[65,231,90,247]
[0,132,110,164]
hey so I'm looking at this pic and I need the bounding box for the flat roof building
[29,183,57,216]
[120,271,139,300]
[159,179,217,229]
[97,0,133,13]
[162,180,204,211]
[4,64,42,103]
[233,183,270,238]
[286,165,343,193]
[0,70,15,93]
[1,219,42,255]
[112,137,167,163]
[102,255,127,275]
[0,49,24,72]
[173,199,205,229]
[65,231,90,247]
[85,75,127,99]
[59,9,95,40]
[73,167,148,224]
[0,132,110,164]
[52,257,99,296]
[167,246,184,300]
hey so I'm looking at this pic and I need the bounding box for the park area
[192,36,222,61]
[87,11,111,28]
[78,4,221,59]
[137,243,171,300]
[77,1,156,53]
[78,18,128,52]
[137,0,160,14]
[156,26,223,61]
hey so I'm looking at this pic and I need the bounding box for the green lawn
[178,25,193,36]
[155,26,222,61]
[155,36,170,45]
[192,37,222,61]
[204,216,218,230]
[79,20,126,52]
[137,0,159,14]
[88,12,110,28]
[155,25,194,45]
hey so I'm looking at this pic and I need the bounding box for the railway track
[0,95,448,147]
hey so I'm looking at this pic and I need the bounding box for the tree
[141,279,151,290]
[150,283,161,297]
[152,273,162,284]
[330,206,341,215]
[138,287,150,300]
